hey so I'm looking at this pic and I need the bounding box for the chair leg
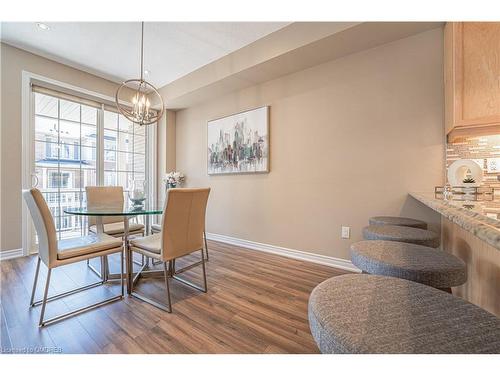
[172,250,208,293]
[87,258,103,279]
[30,257,41,307]
[204,231,209,261]
[129,251,206,313]
[39,269,52,327]
[101,256,108,282]
[200,249,208,292]
[163,262,172,313]
[35,253,123,327]
[120,249,124,297]
[130,261,172,313]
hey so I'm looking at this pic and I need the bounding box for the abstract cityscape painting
[207,106,269,175]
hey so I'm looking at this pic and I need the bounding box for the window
[103,110,146,194]
[31,88,153,241]
[102,110,147,226]
[48,171,71,188]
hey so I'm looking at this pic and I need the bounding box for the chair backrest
[22,188,58,267]
[160,188,210,261]
[85,186,124,227]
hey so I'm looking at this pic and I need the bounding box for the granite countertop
[410,192,500,251]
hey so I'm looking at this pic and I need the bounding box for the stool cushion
[350,240,467,288]
[369,216,427,229]
[363,225,440,248]
[308,274,500,354]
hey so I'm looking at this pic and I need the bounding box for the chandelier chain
[140,21,144,82]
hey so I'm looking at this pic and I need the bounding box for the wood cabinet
[445,22,500,142]
[442,217,500,317]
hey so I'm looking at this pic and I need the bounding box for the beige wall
[157,110,176,206]
[0,43,126,251]
[174,28,444,260]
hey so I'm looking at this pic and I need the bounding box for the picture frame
[207,106,270,175]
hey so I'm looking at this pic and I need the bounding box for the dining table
[64,204,163,294]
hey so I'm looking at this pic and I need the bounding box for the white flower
[163,171,185,186]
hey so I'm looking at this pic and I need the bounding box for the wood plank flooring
[0,240,347,354]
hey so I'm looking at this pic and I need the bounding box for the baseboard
[205,232,360,273]
[0,248,24,261]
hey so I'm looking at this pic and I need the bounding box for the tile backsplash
[446,134,500,189]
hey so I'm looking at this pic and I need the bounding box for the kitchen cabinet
[445,22,500,142]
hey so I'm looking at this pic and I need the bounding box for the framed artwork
[207,106,269,175]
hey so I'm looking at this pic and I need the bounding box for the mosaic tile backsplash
[446,134,500,189]
[446,134,500,218]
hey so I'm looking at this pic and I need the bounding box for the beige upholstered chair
[151,223,209,260]
[129,188,211,312]
[85,186,145,277]
[22,188,124,327]
[86,186,145,237]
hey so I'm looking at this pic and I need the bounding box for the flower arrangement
[164,171,185,188]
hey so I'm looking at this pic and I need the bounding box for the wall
[157,110,176,207]
[0,43,169,252]
[174,28,444,261]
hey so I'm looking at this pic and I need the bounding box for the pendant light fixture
[115,22,164,126]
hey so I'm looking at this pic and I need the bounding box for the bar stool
[350,240,466,291]
[363,225,440,248]
[369,216,427,229]
[308,274,500,353]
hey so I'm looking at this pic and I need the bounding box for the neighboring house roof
[35,158,92,167]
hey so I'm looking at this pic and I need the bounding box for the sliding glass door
[34,91,98,240]
[31,88,153,245]
[102,109,147,226]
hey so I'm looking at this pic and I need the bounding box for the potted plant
[462,177,476,184]
[462,176,477,197]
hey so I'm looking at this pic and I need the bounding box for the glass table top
[64,205,163,216]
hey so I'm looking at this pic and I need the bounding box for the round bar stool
[350,240,466,290]
[363,224,440,248]
[308,274,500,354]
[369,216,427,229]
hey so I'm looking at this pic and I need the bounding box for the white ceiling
[0,22,289,87]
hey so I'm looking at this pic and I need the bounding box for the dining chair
[86,186,145,237]
[129,188,211,312]
[85,186,145,278]
[22,188,124,327]
[151,222,209,261]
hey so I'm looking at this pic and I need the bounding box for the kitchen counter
[410,192,500,251]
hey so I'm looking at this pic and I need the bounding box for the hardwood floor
[0,240,347,353]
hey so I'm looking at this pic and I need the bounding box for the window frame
[22,71,157,255]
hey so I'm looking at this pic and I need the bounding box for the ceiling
[0,22,289,87]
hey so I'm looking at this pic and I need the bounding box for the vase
[129,179,147,209]
[167,183,177,190]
